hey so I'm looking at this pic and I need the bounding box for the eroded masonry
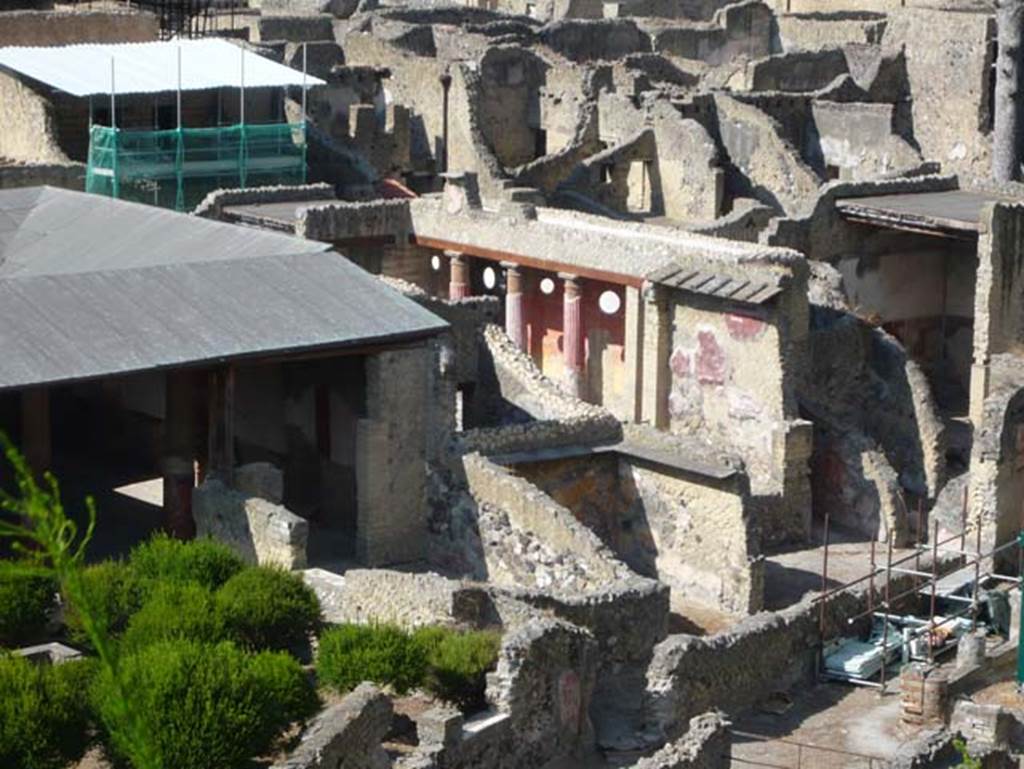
[4,0,1024,766]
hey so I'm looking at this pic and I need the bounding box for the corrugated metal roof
[0,39,325,97]
[0,187,447,390]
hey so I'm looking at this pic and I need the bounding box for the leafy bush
[65,560,144,647]
[120,583,226,651]
[92,640,317,769]
[129,534,245,591]
[0,571,57,647]
[216,567,320,651]
[415,628,501,711]
[0,654,94,769]
[317,624,427,695]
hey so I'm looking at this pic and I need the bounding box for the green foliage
[953,738,982,769]
[317,624,501,709]
[417,628,501,712]
[0,654,95,769]
[65,560,144,647]
[317,624,428,695]
[91,640,317,769]
[215,566,320,651]
[0,435,162,769]
[121,583,226,651]
[129,534,245,591]
[0,571,57,647]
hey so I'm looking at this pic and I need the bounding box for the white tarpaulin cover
[0,38,325,97]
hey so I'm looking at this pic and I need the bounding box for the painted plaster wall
[667,297,784,487]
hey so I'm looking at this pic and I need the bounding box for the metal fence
[728,730,885,769]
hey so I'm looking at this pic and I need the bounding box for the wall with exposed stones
[627,712,730,769]
[0,161,83,190]
[0,9,158,45]
[510,448,762,615]
[193,473,309,570]
[271,684,393,769]
[194,182,336,221]
[0,72,69,164]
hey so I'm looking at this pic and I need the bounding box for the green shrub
[0,571,57,647]
[65,560,144,647]
[317,624,427,695]
[0,654,94,769]
[216,567,320,651]
[92,640,317,769]
[129,534,245,591]
[120,583,226,651]
[415,628,501,712]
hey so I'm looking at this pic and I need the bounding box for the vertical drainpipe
[440,71,452,174]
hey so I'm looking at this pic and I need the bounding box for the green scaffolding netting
[85,122,308,211]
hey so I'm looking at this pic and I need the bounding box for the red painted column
[503,261,525,350]
[561,273,584,398]
[447,250,470,300]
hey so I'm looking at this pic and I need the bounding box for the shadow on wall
[802,305,945,544]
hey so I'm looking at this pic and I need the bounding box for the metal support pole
[972,521,982,630]
[869,538,876,617]
[929,519,939,663]
[820,512,830,637]
[961,487,969,568]
[881,533,893,693]
[239,47,247,188]
[1018,531,1024,689]
[110,57,118,199]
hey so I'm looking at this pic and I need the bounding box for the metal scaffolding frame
[812,493,1024,693]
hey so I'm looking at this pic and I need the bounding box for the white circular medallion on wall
[598,290,621,315]
[540,277,556,295]
[430,255,442,271]
[483,266,497,290]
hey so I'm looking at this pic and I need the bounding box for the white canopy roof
[0,38,325,97]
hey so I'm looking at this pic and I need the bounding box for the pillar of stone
[447,251,470,300]
[640,282,671,429]
[20,387,51,476]
[502,261,525,350]
[163,369,199,539]
[561,273,584,398]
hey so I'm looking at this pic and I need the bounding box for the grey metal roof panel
[0,187,448,390]
[0,252,448,390]
[0,187,329,278]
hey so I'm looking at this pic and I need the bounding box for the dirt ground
[729,680,921,768]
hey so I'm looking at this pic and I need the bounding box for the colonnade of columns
[444,250,584,397]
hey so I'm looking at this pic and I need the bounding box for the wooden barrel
[900,663,948,725]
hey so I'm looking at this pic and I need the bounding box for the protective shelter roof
[0,187,447,391]
[0,38,325,97]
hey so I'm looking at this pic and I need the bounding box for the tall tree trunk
[994,0,1024,182]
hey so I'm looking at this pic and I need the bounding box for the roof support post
[163,368,200,539]
[207,366,235,487]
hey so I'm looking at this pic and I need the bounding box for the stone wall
[968,355,1024,562]
[194,182,336,221]
[271,683,392,769]
[0,72,69,164]
[627,712,730,769]
[356,345,432,565]
[193,476,309,569]
[0,9,158,45]
[0,161,83,191]
[642,593,841,740]
[510,445,762,615]
[304,567,494,628]
[972,203,1024,425]
[459,324,623,455]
